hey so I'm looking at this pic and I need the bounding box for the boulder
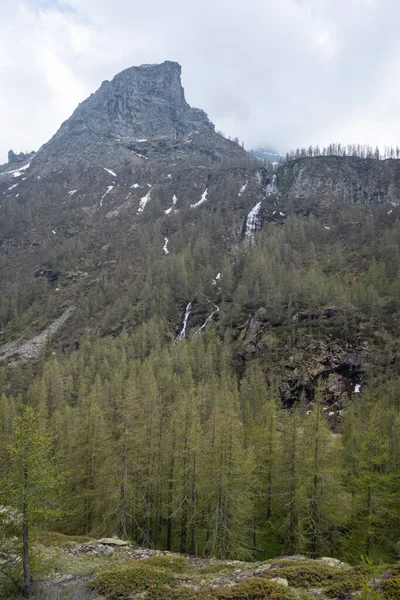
[98,538,128,546]
[320,556,344,568]
[270,577,289,587]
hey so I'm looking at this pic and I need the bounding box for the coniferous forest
[1,203,400,577]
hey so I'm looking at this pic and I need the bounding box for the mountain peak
[34,60,221,173]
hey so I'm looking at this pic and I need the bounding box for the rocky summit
[11,60,245,176]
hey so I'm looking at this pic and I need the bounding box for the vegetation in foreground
[3,534,400,599]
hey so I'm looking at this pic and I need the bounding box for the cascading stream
[266,174,278,196]
[194,303,220,336]
[244,201,262,240]
[176,301,192,341]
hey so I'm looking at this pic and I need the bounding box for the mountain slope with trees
[0,61,400,598]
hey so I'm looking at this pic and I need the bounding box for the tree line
[286,143,400,162]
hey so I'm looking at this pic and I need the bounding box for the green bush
[381,576,400,599]
[142,554,194,573]
[214,577,296,599]
[89,562,176,598]
[267,564,363,589]
[146,586,212,600]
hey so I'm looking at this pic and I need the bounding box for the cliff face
[278,155,400,207]
[32,61,241,174]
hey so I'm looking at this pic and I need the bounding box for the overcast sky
[1,0,399,163]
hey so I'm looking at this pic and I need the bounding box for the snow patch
[354,384,361,393]
[165,194,178,215]
[6,162,31,178]
[7,183,18,191]
[137,188,152,213]
[167,174,172,179]
[325,226,331,230]
[137,138,147,142]
[68,190,77,196]
[104,167,117,177]
[212,273,222,286]
[191,189,208,208]
[132,151,148,160]
[131,183,142,189]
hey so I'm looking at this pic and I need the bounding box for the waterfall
[266,174,277,196]
[195,303,220,335]
[245,201,262,240]
[176,301,192,341]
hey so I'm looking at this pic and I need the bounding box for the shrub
[380,576,400,599]
[267,564,363,589]
[214,577,296,599]
[146,585,212,600]
[142,554,194,573]
[89,562,176,598]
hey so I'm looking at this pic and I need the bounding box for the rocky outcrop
[233,306,368,416]
[0,307,75,365]
[32,61,245,174]
[278,155,400,207]
[7,150,35,165]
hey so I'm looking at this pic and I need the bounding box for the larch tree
[2,406,63,597]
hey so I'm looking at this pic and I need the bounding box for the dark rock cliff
[278,155,400,207]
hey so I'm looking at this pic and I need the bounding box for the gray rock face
[7,150,35,164]
[278,155,400,206]
[33,61,234,174]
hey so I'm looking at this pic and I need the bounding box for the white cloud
[1,0,400,163]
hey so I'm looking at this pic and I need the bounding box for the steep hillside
[1,59,400,407]
[1,62,400,576]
